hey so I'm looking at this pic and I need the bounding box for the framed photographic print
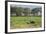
[5,1,45,33]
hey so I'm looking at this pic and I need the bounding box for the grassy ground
[10,16,42,29]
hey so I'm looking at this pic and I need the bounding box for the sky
[10,2,42,9]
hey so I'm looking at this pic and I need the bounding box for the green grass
[10,16,42,29]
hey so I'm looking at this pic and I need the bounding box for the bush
[30,21,35,24]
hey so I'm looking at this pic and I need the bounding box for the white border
[7,2,44,32]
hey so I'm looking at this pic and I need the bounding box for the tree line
[10,6,42,16]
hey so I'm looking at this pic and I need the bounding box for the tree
[11,6,24,16]
[15,7,22,16]
[11,6,31,16]
[23,8,30,16]
[31,7,42,16]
